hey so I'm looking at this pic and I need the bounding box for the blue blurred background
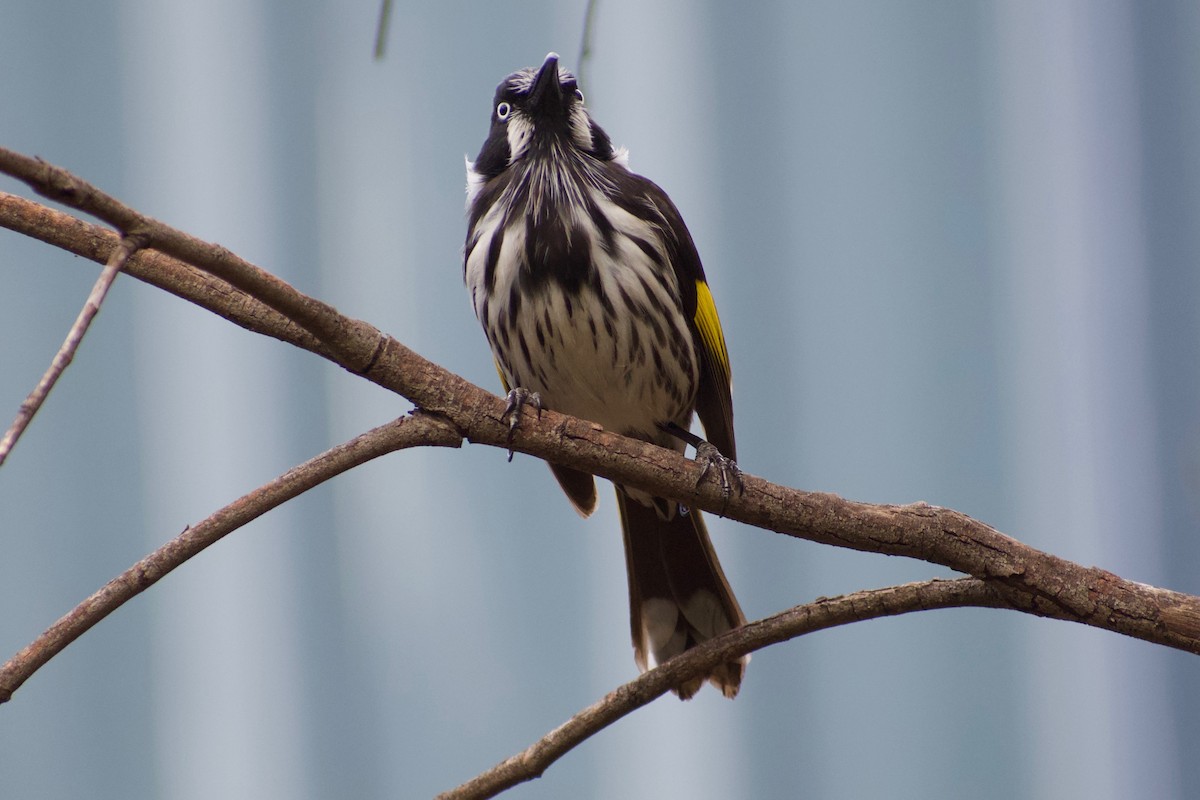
[3,1,1199,797]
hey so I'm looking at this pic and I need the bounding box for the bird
[463,52,746,699]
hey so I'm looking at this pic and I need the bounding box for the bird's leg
[501,387,542,462]
[661,421,744,498]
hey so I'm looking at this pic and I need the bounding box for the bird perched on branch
[464,53,746,698]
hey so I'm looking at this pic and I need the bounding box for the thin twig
[0,412,461,704]
[439,578,1005,800]
[0,233,144,467]
[374,0,393,60]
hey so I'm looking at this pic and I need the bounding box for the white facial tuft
[464,156,486,207]
[504,113,534,164]
[568,105,594,151]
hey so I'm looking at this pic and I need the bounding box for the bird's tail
[615,487,747,699]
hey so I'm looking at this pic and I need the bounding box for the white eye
[574,89,585,104]
[496,101,511,120]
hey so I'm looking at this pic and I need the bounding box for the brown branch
[0,232,144,466]
[439,578,1006,800]
[2,154,1199,692]
[0,148,378,374]
[0,191,327,356]
[0,412,461,704]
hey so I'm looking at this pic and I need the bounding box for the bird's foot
[501,387,542,461]
[694,441,744,498]
[660,421,744,498]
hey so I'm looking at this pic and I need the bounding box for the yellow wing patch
[693,279,730,384]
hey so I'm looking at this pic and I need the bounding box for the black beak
[527,52,564,115]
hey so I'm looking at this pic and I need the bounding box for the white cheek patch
[569,106,594,150]
[505,115,533,163]
[464,156,486,207]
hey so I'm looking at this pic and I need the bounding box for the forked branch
[2,149,1200,798]
[0,152,1197,666]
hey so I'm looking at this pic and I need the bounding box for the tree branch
[0,191,328,356]
[0,412,461,704]
[0,148,377,373]
[4,147,1200,800]
[439,578,1006,800]
[1,150,1199,698]
[1,156,1198,665]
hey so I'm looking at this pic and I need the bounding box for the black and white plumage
[464,53,746,698]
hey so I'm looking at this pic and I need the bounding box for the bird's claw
[501,387,542,461]
[695,441,744,498]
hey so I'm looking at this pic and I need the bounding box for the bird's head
[469,53,618,183]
